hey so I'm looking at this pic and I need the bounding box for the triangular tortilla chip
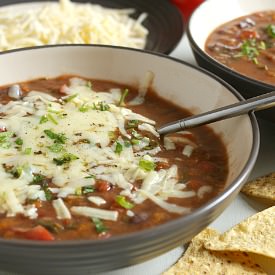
[162,228,266,275]
[241,172,275,205]
[204,206,275,259]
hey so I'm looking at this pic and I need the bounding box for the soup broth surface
[0,76,228,241]
[206,10,275,85]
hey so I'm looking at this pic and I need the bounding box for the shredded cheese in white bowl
[0,0,149,51]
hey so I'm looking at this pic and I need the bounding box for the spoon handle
[158,91,275,135]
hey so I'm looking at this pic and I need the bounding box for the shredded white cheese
[0,0,148,51]
[0,77,196,221]
[71,206,118,221]
[52,198,71,219]
[88,196,106,206]
[182,144,194,157]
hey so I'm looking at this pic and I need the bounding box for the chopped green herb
[139,158,156,172]
[92,102,110,111]
[39,115,49,124]
[47,109,62,114]
[75,185,95,195]
[15,137,23,146]
[0,131,13,149]
[266,24,275,38]
[31,174,52,200]
[63,93,78,102]
[47,143,64,153]
[4,165,23,178]
[253,57,259,65]
[118,88,129,106]
[44,129,67,144]
[124,140,131,148]
[23,147,32,155]
[92,217,108,234]
[115,195,134,209]
[79,103,91,113]
[258,41,266,50]
[32,174,46,184]
[241,39,259,60]
[53,153,79,166]
[82,185,95,194]
[144,139,159,150]
[131,129,142,140]
[84,174,96,179]
[47,113,58,125]
[127,120,139,129]
[43,187,53,201]
[87,81,92,88]
[114,142,123,154]
[131,139,140,145]
[13,166,23,178]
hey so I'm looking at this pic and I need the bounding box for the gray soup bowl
[0,45,259,274]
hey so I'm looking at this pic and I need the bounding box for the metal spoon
[158,91,275,135]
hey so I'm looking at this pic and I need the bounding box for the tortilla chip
[248,252,275,275]
[204,206,275,260]
[241,172,275,205]
[162,228,266,275]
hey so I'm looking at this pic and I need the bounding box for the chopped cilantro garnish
[75,185,95,195]
[144,139,159,150]
[82,185,95,194]
[39,115,49,124]
[118,88,129,106]
[241,39,259,60]
[47,109,62,114]
[79,103,91,112]
[131,129,142,140]
[32,174,46,184]
[84,174,96,179]
[0,131,13,149]
[131,139,140,145]
[53,153,79,166]
[47,143,64,153]
[114,142,123,154]
[92,102,110,111]
[47,114,58,125]
[92,217,108,234]
[266,24,275,38]
[258,41,267,50]
[15,137,23,146]
[139,158,156,172]
[12,166,23,178]
[30,173,52,200]
[124,140,131,148]
[40,113,59,125]
[44,129,67,144]
[43,187,53,201]
[115,195,134,209]
[63,93,78,102]
[127,120,139,129]
[23,147,32,155]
